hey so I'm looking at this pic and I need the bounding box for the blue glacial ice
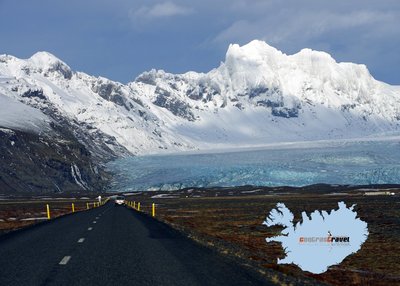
[107,139,400,191]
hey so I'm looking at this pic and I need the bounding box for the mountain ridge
[2,40,400,156]
[1,40,400,193]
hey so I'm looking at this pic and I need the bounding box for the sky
[0,0,399,84]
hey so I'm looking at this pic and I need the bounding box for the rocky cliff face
[0,125,110,194]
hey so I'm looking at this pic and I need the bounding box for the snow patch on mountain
[0,91,51,133]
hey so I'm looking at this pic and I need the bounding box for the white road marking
[96,217,99,219]
[93,221,97,224]
[78,238,85,243]
[59,256,71,265]
[88,227,93,231]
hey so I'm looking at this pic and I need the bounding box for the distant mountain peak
[226,40,284,60]
[30,51,63,64]
[29,51,73,79]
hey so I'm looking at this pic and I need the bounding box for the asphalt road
[0,202,271,286]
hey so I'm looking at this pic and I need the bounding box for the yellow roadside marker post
[152,203,155,217]
[93,202,96,208]
[87,203,89,210]
[137,202,140,211]
[72,203,75,213]
[133,201,136,209]
[46,204,51,220]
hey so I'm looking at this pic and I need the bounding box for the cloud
[132,1,193,20]
[213,9,398,48]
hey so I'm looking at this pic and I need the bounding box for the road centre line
[59,256,71,265]
[88,227,93,231]
[78,238,85,243]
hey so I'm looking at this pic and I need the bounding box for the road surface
[0,202,271,285]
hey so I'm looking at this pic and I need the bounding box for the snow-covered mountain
[2,40,400,156]
[0,51,193,156]
[1,40,400,193]
[132,40,400,149]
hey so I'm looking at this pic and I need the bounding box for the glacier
[107,139,400,191]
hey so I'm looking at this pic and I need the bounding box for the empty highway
[0,202,270,285]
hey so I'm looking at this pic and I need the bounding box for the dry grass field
[125,187,400,286]
[0,197,99,234]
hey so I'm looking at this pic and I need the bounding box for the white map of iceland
[263,202,369,274]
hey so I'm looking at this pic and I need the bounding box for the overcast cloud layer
[0,0,399,84]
